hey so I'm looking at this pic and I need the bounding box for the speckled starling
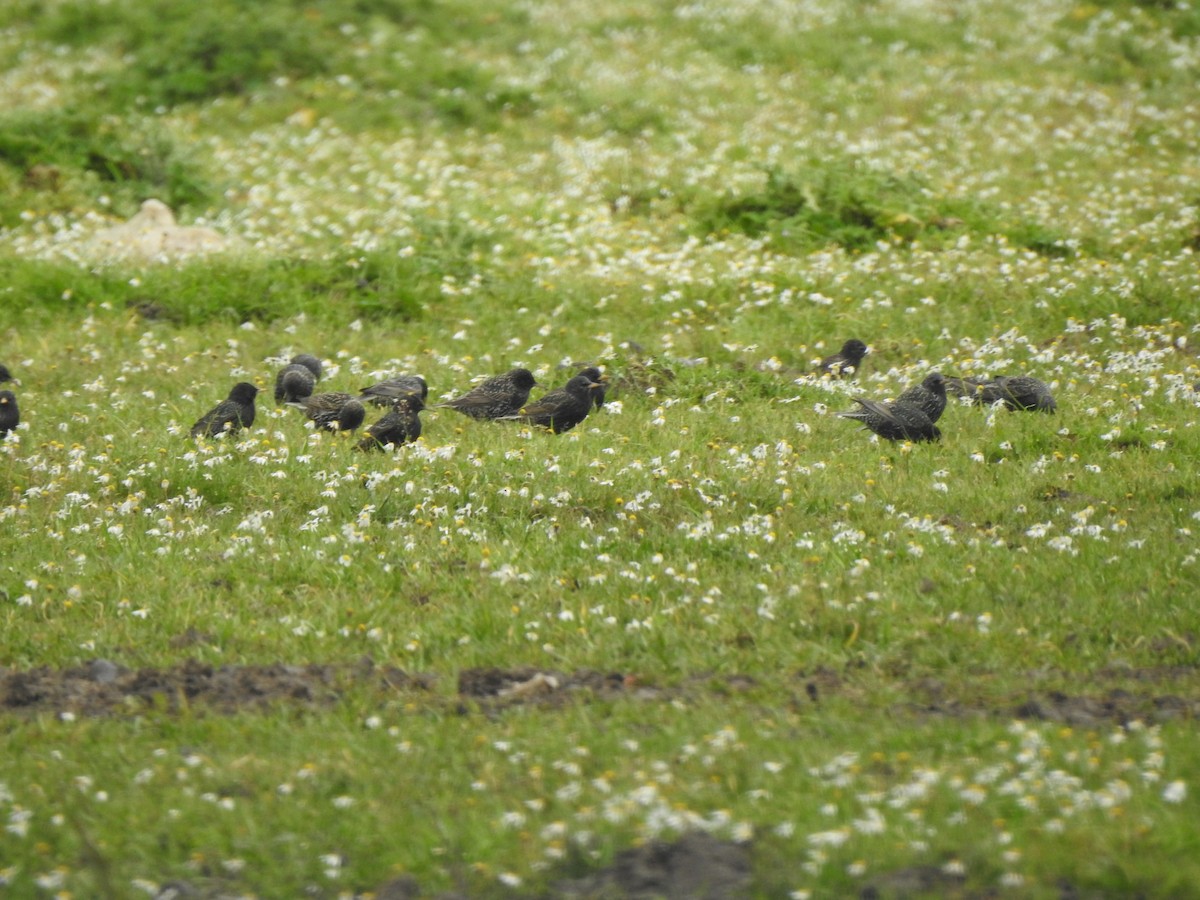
[358,375,429,408]
[503,373,604,433]
[0,390,18,437]
[895,372,948,424]
[818,339,869,378]
[190,382,258,438]
[575,366,609,408]
[947,375,1056,412]
[438,368,539,420]
[357,395,424,450]
[274,364,316,404]
[840,397,941,442]
[289,392,366,433]
[289,354,323,381]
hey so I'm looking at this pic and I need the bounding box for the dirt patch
[0,658,430,718]
[551,831,751,899]
[458,667,640,708]
[1013,690,1199,726]
[3,659,1198,726]
[859,864,968,899]
[456,667,764,712]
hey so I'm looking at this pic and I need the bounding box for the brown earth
[2,659,1197,725]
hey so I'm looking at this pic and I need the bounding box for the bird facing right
[438,368,539,420]
[840,397,941,443]
[895,372,948,424]
[503,373,604,433]
[190,382,259,438]
[818,339,869,378]
[0,390,18,437]
[289,392,366,433]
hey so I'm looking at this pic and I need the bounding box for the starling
[0,390,18,438]
[274,364,316,404]
[357,395,424,450]
[840,397,941,442]
[895,372,948,424]
[947,375,1056,412]
[190,382,259,438]
[0,364,12,384]
[289,392,366,433]
[289,353,323,381]
[575,366,609,408]
[503,373,604,433]
[358,375,429,408]
[818,339,869,378]
[438,367,539,420]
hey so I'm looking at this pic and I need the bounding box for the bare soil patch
[0,658,429,717]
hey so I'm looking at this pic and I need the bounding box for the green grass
[1,0,1200,896]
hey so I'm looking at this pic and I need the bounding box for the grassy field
[1,0,1200,896]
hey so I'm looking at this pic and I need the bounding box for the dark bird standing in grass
[274,364,316,404]
[0,364,13,384]
[190,382,259,438]
[438,368,539,420]
[358,395,424,450]
[0,390,18,438]
[840,397,941,443]
[895,372,948,424]
[947,375,1057,412]
[290,354,323,380]
[502,373,604,434]
[818,339,869,378]
[289,392,366,433]
[575,366,608,408]
[358,375,429,408]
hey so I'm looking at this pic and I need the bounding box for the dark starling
[438,367,539,420]
[357,395,424,450]
[0,364,12,384]
[358,375,429,408]
[895,372,948,424]
[575,366,609,408]
[818,339,869,378]
[289,354,323,381]
[190,382,259,438]
[946,375,1056,412]
[0,390,18,438]
[274,364,316,404]
[289,392,366,433]
[840,397,941,442]
[503,373,604,433]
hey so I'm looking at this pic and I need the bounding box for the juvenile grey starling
[358,375,429,408]
[190,382,258,438]
[947,375,1056,412]
[576,366,609,408]
[0,364,12,384]
[895,372,948,424]
[503,373,604,433]
[438,368,539,420]
[357,395,424,450]
[289,392,366,433]
[841,397,941,442]
[274,364,316,404]
[289,354,323,381]
[0,390,18,437]
[818,339,869,378]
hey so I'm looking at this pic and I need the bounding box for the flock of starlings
[0,340,1055,448]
